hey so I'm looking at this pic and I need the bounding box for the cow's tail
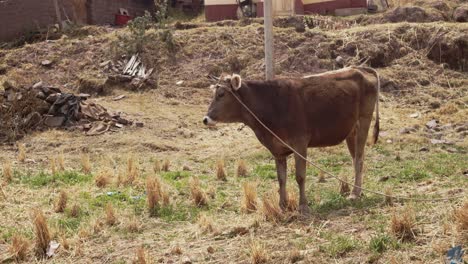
[355,66,380,145]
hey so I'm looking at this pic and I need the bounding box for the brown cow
[203,67,380,214]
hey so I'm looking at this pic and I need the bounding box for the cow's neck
[237,82,275,148]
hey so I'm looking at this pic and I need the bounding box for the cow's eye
[217,90,225,98]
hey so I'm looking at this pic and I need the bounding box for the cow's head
[203,73,243,126]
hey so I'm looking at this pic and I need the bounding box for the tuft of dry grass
[454,201,468,241]
[116,170,124,187]
[170,246,182,255]
[439,103,458,115]
[216,159,227,181]
[2,160,13,184]
[153,159,161,173]
[70,204,80,218]
[134,246,148,264]
[250,241,268,264]
[261,189,283,222]
[9,234,30,261]
[95,169,112,188]
[237,159,248,177]
[126,216,142,233]
[384,186,393,205]
[197,213,215,233]
[286,188,298,212]
[162,159,170,172]
[189,176,208,207]
[241,181,258,213]
[126,156,139,185]
[391,206,417,241]
[80,153,91,174]
[105,203,117,226]
[17,144,26,162]
[318,170,326,183]
[32,209,51,257]
[160,183,170,206]
[289,248,303,263]
[146,176,161,216]
[92,219,104,234]
[339,173,350,196]
[54,190,68,213]
[57,152,65,171]
[49,157,57,175]
[60,235,70,251]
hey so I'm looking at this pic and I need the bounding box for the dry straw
[162,159,170,172]
[17,144,26,162]
[70,204,80,218]
[146,176,161,216]
[126,156,139,185]
[9,234,30,261]
[318,170,326,183]
[134,246,148,264]
[261,189,283,222]
[197,213,215,233]
[80,153,91,174]
[391,205,417,241]
[153,159,161,173]
[286,188,298,212]
[32,209,50,257]
[241,181,258,213]
[126,216,141,233]
[49,157,57,175]
[105,203,117,226]
[339,173,350,196]
[454,201,468,241]
[216,159,227,181]
[189,176,208,207]
[250,240,268,264]
[57,152,65,171]
[54,190,68,213]
[2,161,13,183]
[237,159,248,177]
[95,169,112,188]
[384,186,393,205]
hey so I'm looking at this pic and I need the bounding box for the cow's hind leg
[347,117,373,200]
[294,148,310,215]
[275,157,287,209]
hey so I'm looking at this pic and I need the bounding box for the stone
[41,60,53,67]
[425,119,439,129]
[44,116,65,127]
[181,257,192,264]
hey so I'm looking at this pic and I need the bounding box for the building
[0,0,154,42]
[205,0,367,22]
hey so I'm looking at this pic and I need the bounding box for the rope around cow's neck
[229,90,465,202]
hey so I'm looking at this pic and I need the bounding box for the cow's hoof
[298,205,311,215]
[347,193,361,201]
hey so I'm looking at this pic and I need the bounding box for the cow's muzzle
[203,116,216,126]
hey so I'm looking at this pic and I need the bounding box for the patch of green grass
[369,233,399,253]
[158,204,202,222]
[55,217,82,233]
[312,190,381,215]
[253,164,276,180]
[161,171,191,181]
[21,170,92,187]
[0,226,33,242]
[320,234,360,257]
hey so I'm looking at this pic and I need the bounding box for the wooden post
[264,0,274,80]
[53,0,63,30]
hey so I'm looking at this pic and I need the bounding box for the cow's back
[240,68,377,151]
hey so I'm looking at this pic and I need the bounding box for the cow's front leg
[275,157,287,210]
[295,150,310,215]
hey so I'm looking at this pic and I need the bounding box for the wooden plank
[53,0,63,30]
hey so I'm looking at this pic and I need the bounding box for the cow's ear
[230,74,242,91]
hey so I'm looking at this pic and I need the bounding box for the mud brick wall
[87,0,155,25]
[0,0,154,42]
[0,0,75,42]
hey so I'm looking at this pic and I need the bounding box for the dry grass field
[0,2,467,263]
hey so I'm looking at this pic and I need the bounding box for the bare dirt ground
[0,1,467,263]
